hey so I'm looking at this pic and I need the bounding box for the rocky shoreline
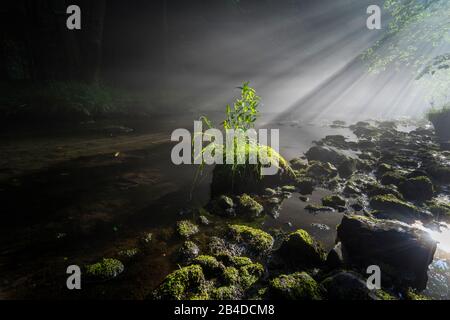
[83,119,450,300]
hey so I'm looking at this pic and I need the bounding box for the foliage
[362,0,450,105]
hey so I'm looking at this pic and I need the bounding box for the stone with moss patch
[153,265,205,300]
[380,171,406,186]
[239,263,264,289]
[228,225,274,255]
[278,229,326,266]
[370,194,420,218]
[237,194,263,218]
[176,220,199,238]
[399,176,434,201]
[85,258,125,281]
[269,272,322,300]
[211,286,242,300]
[222,267,240,285]
[322,195,346,209]
[193,255,224,276]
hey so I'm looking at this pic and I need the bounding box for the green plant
[192,82,294,193]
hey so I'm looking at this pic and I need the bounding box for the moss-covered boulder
[399,176,434,201]
[239,263,264,289]
[228,225,274,255]
[237,194,263,218]
[427,200,450,221]
[278,229,326,266]
[85,258,125,281]
[295,177,315,195]
[369,194,420,219]
[269,272,322,300]
[210,285,242,300]
[380,171,406,186]
[176,220,199,238]
[193,255,225,276]
[178,241,200,262]
[153,265,205,300]
[208,195,235,217]
[322,195,346,209]
[305,146,348,166]
[306,161,338,179]
[290,158,308,170]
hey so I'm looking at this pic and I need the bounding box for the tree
[363,0,450,105]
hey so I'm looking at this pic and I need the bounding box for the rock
[153,265,205,300]
[399,176,434,201]
[321,135,349,149]
[264,188,277,196]
[281,185,296,192]
[299,195,309,202]
[193,255,225,276]
[321,271,393,300]
[118,248,139,261]
[305,204,335,212]
[369,194,420,220]
[376,163,393,177]
[178,241,200,262]
[290,158,308,170]
[176,220,199,238]
[139,232,153,248]
[198,215,210,225]
[337,215,437,290]
[321,195,346,209]
[295,177,315,195]
[427,201,450,221]
[227,225,274,256]
[326,242,345,269]
[366,182,404,200]
[269,272,322,300]
[305,146,348,166]
[237,194,264,218]
[85,258,125,281]
[210,286,242,300]
[277,229,326,267]
[351,203,364,211]
[338,158,357,178]
[306,161,338,179]
[380,171,406,186]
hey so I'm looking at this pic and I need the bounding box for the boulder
[236,194,263,218]
[337,215,437,290]
[269,272,322,300]
[227,225,274,256]
[305,146,348,166]
[322,195,346,209]
[277,229,326,267]
[399,176,434,201]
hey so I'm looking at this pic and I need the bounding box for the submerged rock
[85,258,125,281]
[277,229,326,267]
[337,215,437,290]
[305,204,335,212]
[269,272,322,300]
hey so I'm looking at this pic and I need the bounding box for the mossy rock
[290,158,308,170]
[176,220,199,238]
[117,248,139,261]
[305,204,334,212]
[269,272,322,300]
[399,176,434,201]
[211,285,242,300]
[237,194,263,218]
[228,225,274,255]
[85,258,125,281]
[278,229,326,267]
[193,255,225,276]
[380,171,406,187]
[322,195,346,209]
[370,194,420,219]
[427,201,450,221]
[178,241,200,262]
[239,263,264,289]
[306,161,338,179]
[153,265,205,300]
[222,267,240,285]
[295,177,315,195]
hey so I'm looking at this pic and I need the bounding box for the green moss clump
[380,171,406,186]
[118,248,139,260]
[229,256,253,268]
[211,286,242,300]
[427,201,450,220]
[193,255,224,275]
[278,229,326,266]
[85,258,125,281]
[373,290,397,300]
[239,263,264,289]
[370,193,419,217]
[321,195,346,208]
[237,194,264,218]
[269,272,322,300]
[228,224,274,255]
[404,288,430,300]
[153,265,205,300]
[176,220,199,238]
[222,267,240,285]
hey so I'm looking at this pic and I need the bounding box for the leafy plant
[192,82,294,194]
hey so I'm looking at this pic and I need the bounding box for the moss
[228,224,274,254]
[85,258,125,281]
[380,171,406,186]
[193,255,224,275]
[176,220,199,238]
[278,229,326,266]
[117,248,139,260]
[237,194,263,218]
[322,195,346,208]
[211,286,242,300]
[281,185,296,192]
[229,256,253,267]
[399,176,434,201]
[222,267,240,285]
[269,272,322,300]
[427,201,450,220]
[373,290,397,300]
[153,265,205,300]
[239,263,264,289]
[370,194,419,216]
[404,288,430,300]
[306,161,338,178]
